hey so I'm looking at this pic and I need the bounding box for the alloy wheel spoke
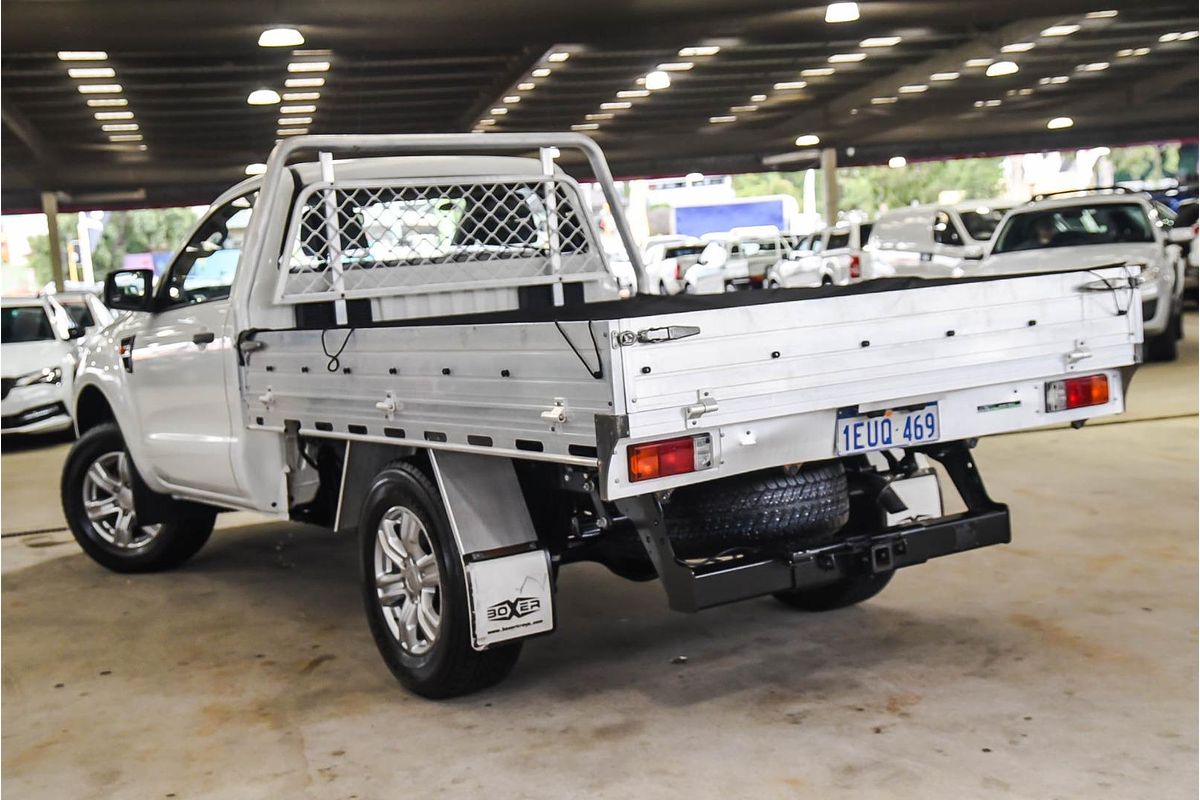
[415,554,439,588]
[417,591,440,640]
[398,600,419,651]
[377,519,407,568]
[87,462,121,495]
[85,497,121,521]
[376,573,408,606]
[398,512,422,555]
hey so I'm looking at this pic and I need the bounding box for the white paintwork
[767,222,873,288]
[683,235,784,294]
[643,238,705,295]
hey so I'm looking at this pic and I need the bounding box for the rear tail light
[1045,374,1109,412]
[628,433,713,481]
[849,254,861,279]
[674,261,682,281]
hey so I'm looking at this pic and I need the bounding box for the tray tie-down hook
[541,398,568,428]
[375,391,401,419]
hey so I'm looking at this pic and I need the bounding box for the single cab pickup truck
[63,134,1142,698]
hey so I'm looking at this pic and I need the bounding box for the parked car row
[648,189,1190,361]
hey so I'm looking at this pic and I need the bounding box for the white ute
[63,134,1143,698]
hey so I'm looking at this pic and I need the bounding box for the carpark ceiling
[1,0,1196,212]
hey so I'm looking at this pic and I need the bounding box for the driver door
[127,193,255,498]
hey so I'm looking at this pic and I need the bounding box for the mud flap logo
[465,550,554,650]
[486,596,541,621]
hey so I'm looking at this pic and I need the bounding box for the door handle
[192,331,215,345]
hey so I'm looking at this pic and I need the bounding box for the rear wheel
[359,461,521,698]
[61,422,215,573]
[1146,314,1179,361]
[773,572,894,611]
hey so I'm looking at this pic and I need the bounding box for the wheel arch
[75,384,117,435]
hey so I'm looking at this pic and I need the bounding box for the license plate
[836,402,940,455]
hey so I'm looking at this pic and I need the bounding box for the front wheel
[61,422,216,573]
[359,461,521,698]
[773,571,894,611]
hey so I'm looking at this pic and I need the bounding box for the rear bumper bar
[617,439,1010,613]
[685,506,1010,611]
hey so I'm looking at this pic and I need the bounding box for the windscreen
[665,245,706,259]
[958,208,1009,241]
[1,306,54,343]
[993,203,1155,253]
[59,300,95,328]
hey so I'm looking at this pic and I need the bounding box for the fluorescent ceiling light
[794,134,820,146]
[1181,31,1200,40]
[489,107,508,115]
[281,104,316,114]
[1017,87,1034,95]
[531,67,552,78]
[247,88,281,105]
[94,111,134,120]
[899,84,928,93]
[1038,75,1070,85]
[571,123,599,130]
[930,71,959,81]
[888,156,907,168]
[1047,116,1073,129]
[1001,42,1035,53]
[750,93,767,102]
[245,163,268,176]
[585,112,614,120]
[824,3,860,23]
[78,84,122,93]
[616,89,650,98]
[276,128,307,136]
[282,92,319,101]
[708,115,737,123]
[285,77,324,88]
[860,36,901,47]
[479,118,497,126]
[502,95,520,103]
[288,61,329,73]
[657,62,694,71]
[86,98,127,107]
[1086,10,1118,18]
[974,99,1002,107]
[679,45,720,57]
[101,123,138,132]
[57,51,107,61]
[1076,61,1109,71]
[773,80,807,90]
[801,67,835,77]
[964,58,994,68]
[1158,32,1182,42]
[1042,24,1080,36]
[547,51,570,62]
[870,96,898,104]
[986,61,1019,77]
[517,82,536,91]
[108,134,143,142]
[828,53,866,63]
[730,104,758,112]
[68,67,115,79]
[277,116,312,125]
[258,27,304,47]
[644,71,671,90]
[600,101,632,110]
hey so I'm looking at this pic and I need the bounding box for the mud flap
[428,450,555,650]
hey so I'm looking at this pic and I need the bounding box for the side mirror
[1168,227,1193,244]
[962,245,985,261]
[65,325,87,340]
[103,268,155,312]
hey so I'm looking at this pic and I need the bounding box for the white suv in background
[1,296,91,434]
[981,191,1184,360]
[868,200,1011,279]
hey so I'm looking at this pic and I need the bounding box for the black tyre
[1146,318,1179,362]
[358,461,521,698]
[61,422,215,573]
[773,571,894,611]
[664,463,850,558]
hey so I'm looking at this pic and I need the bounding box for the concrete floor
[3,318,1197,800]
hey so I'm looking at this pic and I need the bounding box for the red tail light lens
[628,434,713,481]
[849,254,861,279]
[1045,374,1109,412]
[675,261,683,280]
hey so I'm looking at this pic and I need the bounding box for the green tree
[731,157,1005,220]
[25,206,198,286]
